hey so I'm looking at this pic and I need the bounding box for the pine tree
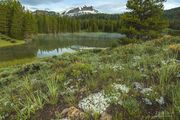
[120,0,168,40]
[9,0,24,39]
[0,0,122,39]
[22,11,37,38]
[0,0,8,34]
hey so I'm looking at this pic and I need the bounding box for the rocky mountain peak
[62,5,99,16]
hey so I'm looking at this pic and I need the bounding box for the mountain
[164,7,180,20]
[62,5,99,16]
[164,7,180,30]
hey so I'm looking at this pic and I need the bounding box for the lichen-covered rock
[140,88,153,95]
[60,118,71,120]
[113,83,129,93]
[100,112,112,120]
[60,107,85,120]
[133,82,153,96]
[143,98,152,105]
[133,82,143,90]
[156,97,165,105]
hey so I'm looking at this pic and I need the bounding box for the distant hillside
[164,7,180,20]
[164,7,180,30]
[32,7,180,31]
[74,13,121,20]
[34,10,59,15]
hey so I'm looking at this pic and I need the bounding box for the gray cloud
[96,3,126,13]
[20,0,63,5]
[97,3,125,9]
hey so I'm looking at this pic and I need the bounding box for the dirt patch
[106,103,132,120]
[31,98,69,120]
[18,64,40,77]
[136,95,169,116]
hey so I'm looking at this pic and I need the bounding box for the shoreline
[0,39,25,48]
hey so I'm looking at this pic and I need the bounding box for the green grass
[0,35,179,120]
[0,57,36,68]
[0,39,25,47]
[46,80,59,105]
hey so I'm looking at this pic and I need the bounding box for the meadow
[0,35,179,120]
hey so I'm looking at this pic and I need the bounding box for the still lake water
[0,33,124,62]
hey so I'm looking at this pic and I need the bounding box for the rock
[133,82,143,91]
[79,87,87,93]
[156,97,165,105]
[143,98,152,105]
[100,112,112,120]
[133,56,141,60]
[134,82,153,96]
[61,108,70,117]
[113,84,129,93]
[177,74,180,78]
[61,107,85,120]
[60,118,71,120]
[140,87,153,95]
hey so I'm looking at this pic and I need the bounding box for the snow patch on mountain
[62,5,99,16]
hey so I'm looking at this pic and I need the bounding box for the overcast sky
[20,0,180,13]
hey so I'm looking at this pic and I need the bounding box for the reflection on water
[0,33,124,62]
[37,48,75,57]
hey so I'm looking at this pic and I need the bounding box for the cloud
[20,0,180,13]
[20,0,63,5]
[96,3,126,13]
[164,0,180,10]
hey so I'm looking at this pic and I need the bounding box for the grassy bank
[0,58,36,68]
[0,40,25,47]
[0,36,179,120]
[0,34,25,47]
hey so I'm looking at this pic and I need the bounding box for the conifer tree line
[0,0,121,40]
[0,0,170,40]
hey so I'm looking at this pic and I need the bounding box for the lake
[0,33,124,62]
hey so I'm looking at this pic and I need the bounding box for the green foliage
[15,91,45,119]
[118,37,142,45]
[46,80,59,105]
[168,29,180,36]
[172,84,180,117]
[120,0,168,40]
[0,1,8,35]
[156,63,179,94]
[164,7,180,30]
[0,35,180,119]
[123,97,141,117]
[64,93,78,106]
[0,0,37,39]
[0,1,122,40]
[67,62,93,79]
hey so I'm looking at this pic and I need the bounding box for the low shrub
[168,29,180,36]
[67,62,93,79]
[169,45,180,60]
[169,44,180,53]
[118,37,142,45]
[122,97,141,117]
